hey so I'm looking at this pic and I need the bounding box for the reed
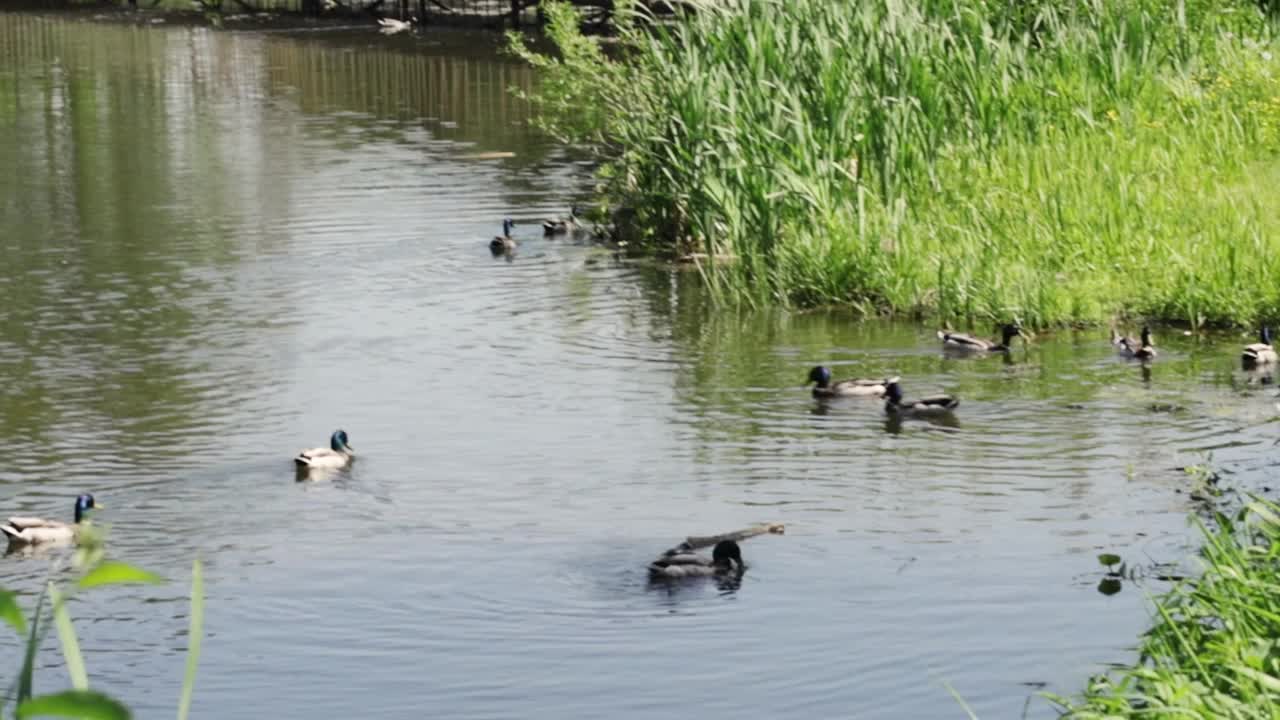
[1053,498,1280,717]
[515,0,1280,325]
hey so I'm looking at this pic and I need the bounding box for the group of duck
[806,322,1280,418]
[489,208,581,256]
[8,323,1278,580]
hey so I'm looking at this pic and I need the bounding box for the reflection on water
[2,10,1279,720]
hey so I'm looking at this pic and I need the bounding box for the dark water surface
[2,12,1278,719]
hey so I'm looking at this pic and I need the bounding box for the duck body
[1242,326,1277,367]
[1113,326,1156,360]
[2,494,97,547]
[648,540,743,579]
[937,323,1023,353]
[807,366,895,398]
[377,17,415,33]
[490,219,516,255]
[883,380,958,417]
[295,430,354,469]
[542,207,579,236]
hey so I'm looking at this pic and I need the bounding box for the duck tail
[293,455,311,467]
[1,524,22,542]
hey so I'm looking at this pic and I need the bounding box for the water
[1,11,1278,718]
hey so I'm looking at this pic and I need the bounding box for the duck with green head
[1112,326,1156,360]
[542,206,580,236]
[884,380,958,417]
[2,494,100,546]
[807,366,896,399]
[490,219,516,255]
[938,323,1025,353]
[295,430,355,469]
[1242,325,1277,367]
[648,540,744,579]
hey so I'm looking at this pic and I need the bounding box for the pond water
[1,11,1278,719]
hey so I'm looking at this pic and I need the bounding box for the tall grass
[1054,499,1280,717]
[514,0,1280,325]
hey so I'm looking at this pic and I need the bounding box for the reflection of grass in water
[1052,497,1280,717]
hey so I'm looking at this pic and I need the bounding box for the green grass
[513,0,1280,326]
[1052,499,1280,717]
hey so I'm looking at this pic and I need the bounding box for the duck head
[502,219,515,237]
[1140,326,1153,346]
[1262,326,1273,345]
[712,540,743,569]
[74,494,98,523]
[807,366,832,388]
[1000,323,1024,346]
[330,430,353,453]
[884,381,904,405]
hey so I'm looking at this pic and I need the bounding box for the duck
[542,206,580,236]
[376,16,416,34]
[648,539,744,579]
[294,429,355,469]
[1112,326,1156,360]
[1242,325,1277,367]
[883,380,958,417]
[937,323,1025,353]
[806,366,896,398]
[2,494,99,546]
[490,219,516,255]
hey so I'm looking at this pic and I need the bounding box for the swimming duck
[648,540,744,579]
[2,494,99,546]
[1112,326,1156,360]
[542,206,579,236]
[490,219,516,255]
[294,430,355,469]
[377,16,416,34]
[937,323,1024,353]
[883,380,959,417]
[807,366,896,398]
[1242,325,1277,367]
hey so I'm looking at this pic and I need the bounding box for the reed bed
[1054,499,1280,717]
[513,0,1280,325]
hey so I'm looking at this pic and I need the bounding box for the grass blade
[17,583,49,705]
[48,585,88,691]
[176,559,203,720]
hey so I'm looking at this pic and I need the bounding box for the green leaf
[177,559,203,720]
[17,585,48,704]
[0,590,28,635]
[1097,553,1121,567]
[49,585,87,691]
[77,562,164,590]
[17,690,131,720]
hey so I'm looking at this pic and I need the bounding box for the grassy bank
[1053,499,1280,717]
[512,0,1280,326]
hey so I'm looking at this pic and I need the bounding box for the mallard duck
[2,494,99,546]
[648,540,743,579]
[938,323,1025,353]
[1242,325,1277,367]
[1112,326,1156,360]
[542,206,580,236]
[884,380,958,417]
[377,16,415,34]
[294,429,354,469]
[489,219,516,255]
[807,366,896,398]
